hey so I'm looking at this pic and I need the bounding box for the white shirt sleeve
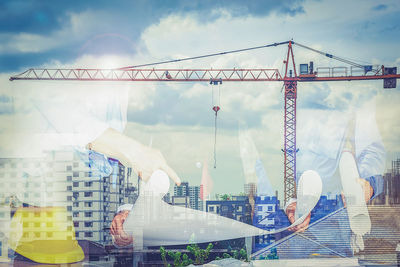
[117,204,134,213]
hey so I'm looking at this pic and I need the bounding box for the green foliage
[160,243,214,266]
[239,248,248,261]
[258,249,279,261]
[232,250,239,259]
[219,246,249,262]
[266,248,279,260]
[160,246,171,267]
[220,194,231,201]
[186,243,213,265]
[166,251,184,266]
[181,253,192,266]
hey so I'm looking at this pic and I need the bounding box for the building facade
[206,195,252,224]
[0,148,132,255]
[173,182,202,210]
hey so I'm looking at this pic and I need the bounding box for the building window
[84,222,93,227]
[73,182,79,187]
[67,176,72,181]
[258,206,263,211]
[73,212,79,218]
[73,202,79,207]
[73,172,79,177]
[74,221,79,227]
[85,172,92,177]
[75,232,79,237]
[73,162,79,168]
[67,186,72,191]
[84,202,92,207]
[84,232,93,237]
[73,192,79,199]
[67,206,72,211]
[67,196,72,201]
[209,206,214,212]
[84,212,92,217]
[268,206,273,212]
[66,166,72,171]
[85,181,92,187]
[47,232,53,238]
[84,192,93,197]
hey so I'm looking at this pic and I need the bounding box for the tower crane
[10,40,400,204]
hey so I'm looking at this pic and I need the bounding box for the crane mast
[10,41,400,204]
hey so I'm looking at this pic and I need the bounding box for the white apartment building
[0,148,132,256]
[173,182,203,211]
[188,186,203,211]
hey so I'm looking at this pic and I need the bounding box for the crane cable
[293,41,375,71]
[118,41,290,69]
[214,109,218,169]
[211,79,222,168]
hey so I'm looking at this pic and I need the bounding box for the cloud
[2,0,400,197]
[372,4,388,11]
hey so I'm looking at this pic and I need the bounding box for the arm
[88,128,181,185]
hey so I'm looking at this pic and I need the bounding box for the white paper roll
[295,170,322,221]
[123,170,321,246]
[339,151,371,235]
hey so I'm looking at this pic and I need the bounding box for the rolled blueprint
[339,151,371,236]
[123,170,321,247]
[295,170,322,221]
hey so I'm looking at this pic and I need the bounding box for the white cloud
[2,0,400,198]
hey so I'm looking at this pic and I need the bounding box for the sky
[1,0,400,199]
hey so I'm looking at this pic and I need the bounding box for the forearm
[88,128,144,167]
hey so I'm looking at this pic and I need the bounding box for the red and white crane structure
[10,40,400,204]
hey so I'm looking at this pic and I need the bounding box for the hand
[90,128,181,186]
[110,210,133,246]
[286,201,311,232]
[130,144,181,185]
[341,178,374,207]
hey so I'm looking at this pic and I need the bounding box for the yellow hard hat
[8,206,84,264]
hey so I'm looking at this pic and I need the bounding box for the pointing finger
[160,163,181,186]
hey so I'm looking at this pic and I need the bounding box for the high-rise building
[174,182,189,197]
[371,158,400,205]
[71,156,127,244]
[0,148,131,248]
[244,183,257,196]
[173,182,202,210]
